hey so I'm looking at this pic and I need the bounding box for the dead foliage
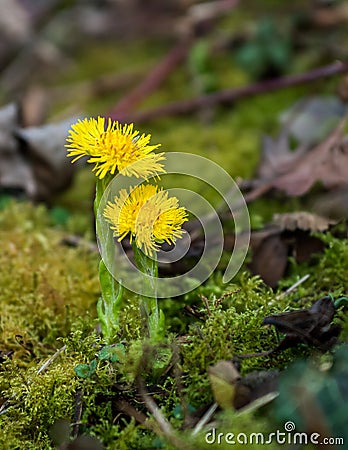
[0,103,77,201]
[208,360,278,410]
[247,116,348,199]
[263,296,341,353]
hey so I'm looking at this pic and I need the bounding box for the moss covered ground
[1,198,348,448]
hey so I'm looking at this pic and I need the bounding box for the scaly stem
[94,175,113,217]
[132,242,165,342]
[97,260,123,343]
[95,175,123,342]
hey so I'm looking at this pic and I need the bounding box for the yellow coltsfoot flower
[66,117,165,179]
[104,184,188,257]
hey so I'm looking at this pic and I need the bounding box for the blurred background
[1,0,348,236]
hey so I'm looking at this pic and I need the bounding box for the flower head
[104,184,188,257]
[66,117,165,179]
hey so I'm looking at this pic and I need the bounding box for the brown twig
[108,0,241,120]
[134,343,195,449]
[37,344,67,375]
[108,40,191,119]
[138,378,195,450]
[113,399,148,425]
[71,388,84,439]
[115,60,348,123]
[191,402,218,436]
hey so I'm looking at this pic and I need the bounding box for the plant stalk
[132,242,164,341]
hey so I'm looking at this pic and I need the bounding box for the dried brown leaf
[0,103,78,201]
[258,131,308,179]
[279,118,347,195]
[273,211,335,232]
[248,212,332,287]
[208,360,278,410]
[249,234,288,288]
[208,361,240,409]
[263,296,341,352]
[252,116,348,199]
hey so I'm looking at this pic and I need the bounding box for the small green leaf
[152,436,165,448]
[74,359,97,378]
[153,347,172,372]
[172,403,196,420]
[97,343,126,363]
[334,296,348,309]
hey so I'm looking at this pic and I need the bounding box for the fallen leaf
[311,186,348,220]
[249,212,331,287]
[208,360,278,410]
[0,102,79,201]
[249,233,288,288]
[16,118,77,200]
[273,117,348,196]
[289,230,326,264]
[258,131,308,180]
[208,360,240,409]
[0,103,36,198]
[233,370,278,410]
[263,296,341,352]
[250,115,348,199]
[273,211,335,232]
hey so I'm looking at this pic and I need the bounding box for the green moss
[0,201,99,358]
[1,201,347,448]
[0,355,79,449]
[180,275,307,408]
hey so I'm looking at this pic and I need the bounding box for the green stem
[94,174,113,217]
[97,260,123,343]
[94,174,123,343]
[132,242,165,341]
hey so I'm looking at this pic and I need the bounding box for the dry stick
[136,344,194,450]
[0,344,67,416]
[139,380,195,450]
[275,274,311,301]
[108,40,191,119]
[113,399,148,425]
[37,344,67,375]
[117,60,348,123]
[71,388,84,439]
[192,402,218,436]
[108,0,240,119]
